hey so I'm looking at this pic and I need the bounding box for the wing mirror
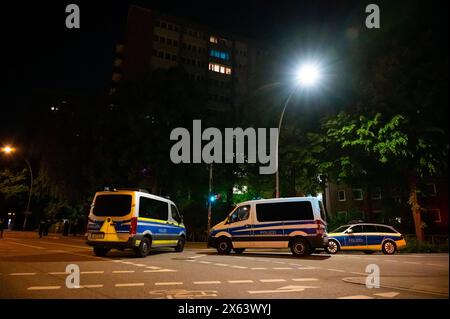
[346,229,353,234]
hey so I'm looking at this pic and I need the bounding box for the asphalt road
[0,232,448,299]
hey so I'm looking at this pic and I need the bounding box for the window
[139,197,168,221]
[319,201,327,221]
[352,188,363,201]
[208,62,230,74]
[427,209,441,223]
[93,195,132,217]
[256,201,314,222]
[171,204,182,223]
[228,205,250,224]
[209,36,218,43]
[337,190,346,202]
[371,187,382,200]
[376,225,397,233]
[210,49,230,61]
[364,225,378,233]
[349,225,363,233]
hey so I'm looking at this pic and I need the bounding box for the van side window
[139,197,168,221]
[171,204,182,223]
[228,205,250,224]
[256,201,314,222]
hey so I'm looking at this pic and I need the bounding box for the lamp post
[275,63,321,198]
[1,146,33,230]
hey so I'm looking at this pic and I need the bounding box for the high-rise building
[110,5,267,119]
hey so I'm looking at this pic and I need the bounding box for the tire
[325,240,340,254]
[233,248,245,254]
[290,238,310,257]
[175,237,185,252]
[364,250,375,254]
[135,237,151,258]
[93,247,109,257]
[382,240,396,255]
[216,237,232,255]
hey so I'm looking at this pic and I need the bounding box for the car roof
[238,196,320,206]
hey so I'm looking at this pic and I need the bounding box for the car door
[226,205,253,248]
[345,225,367,248]
[363,225,380,249]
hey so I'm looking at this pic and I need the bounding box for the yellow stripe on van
[153,240,178,245]
[137,217,168,224]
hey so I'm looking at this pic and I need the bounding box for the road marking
[327,269,346,273]
[349,272,366,275]
[385,260,399,263]
[292,278,319,282]
[198,261,212,264]
[260,279,286,283]
[338,295,374,299]
[426,263,446,267]
[193,281,222,285]
[374,292,400,298]
[273,267,292,270]
[251,267,267,270]
[248,285,318,294]
[297,266,316,270]
[231,265,248,269]
[81,284,104,288]
[112,270,135,274]
[7,241,45,250]
[28,286,61,290]
[81,271,104,274]
[9,273,36,276]
[273,261,286,264]
[189,254,207,259]
[144,269,176,273]
[48,272,68,275]
[115,283,145,287]
[214,263,229,266]
[228,280,254,284]
[155,282,183,286]
[122,262,134,265]
[404,261,421,265]
[146,266,161,270]
[288,263,302,266]
[133,264,147,267]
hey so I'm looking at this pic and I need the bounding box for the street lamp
[1,145,33,230]
[275,62,322,198]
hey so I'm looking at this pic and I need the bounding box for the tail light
[129,217,137,236]
[316,220,324,237]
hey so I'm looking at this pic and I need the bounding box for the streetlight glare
[1,146,15,154]
[295,63,321,87]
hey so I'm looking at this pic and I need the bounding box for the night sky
[1,0,448,136]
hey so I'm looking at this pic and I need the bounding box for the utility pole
[207,164,213,234]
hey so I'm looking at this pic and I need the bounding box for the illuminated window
[209,36,218,43]
[208,63,231,75]
[210,49,229,60]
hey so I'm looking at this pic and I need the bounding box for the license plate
[90,232,105,239]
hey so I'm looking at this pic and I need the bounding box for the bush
[402,235,449,253]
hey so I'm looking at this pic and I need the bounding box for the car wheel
[326,240,340,254]
[93,247,109,257]
[216,237,232,255]
[175,237,185,252]
[382,240,396,255]
[364,250,375,254]
[290,238,310,257]
[135,237,151,258]
[233,248,245,254]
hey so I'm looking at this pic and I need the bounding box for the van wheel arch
[216,236,232,255]
[289,236,311,257]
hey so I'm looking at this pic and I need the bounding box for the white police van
[86,188,186,257]
[208,197,328,256]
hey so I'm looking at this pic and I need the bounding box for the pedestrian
[38,220,45,238]
[0,217,5,238]
[44,219,51,236]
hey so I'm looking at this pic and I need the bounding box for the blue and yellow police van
[326,222,406,255]
[86,188,186,257]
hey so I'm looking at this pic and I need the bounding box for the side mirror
[347,229,353,234]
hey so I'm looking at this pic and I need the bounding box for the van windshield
[93,195,132,217]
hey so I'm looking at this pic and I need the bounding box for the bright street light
[1,146,15,154]
[295,63,321,87]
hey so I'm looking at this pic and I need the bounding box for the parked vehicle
[208,197,328,257]
[86,188,186,257]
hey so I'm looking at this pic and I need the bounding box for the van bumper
[308,236,329,249]
[86,235,143,249]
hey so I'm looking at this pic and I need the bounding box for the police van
[86,188,186,257]
[208,197,328,256]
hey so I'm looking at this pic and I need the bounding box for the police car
[326,222,406,255]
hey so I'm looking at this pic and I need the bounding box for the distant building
[325,180,448,234]
[110,5,267,118]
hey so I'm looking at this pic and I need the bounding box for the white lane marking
[292,278,319,282]
[80,284,104,288]
[112,260,122,263]
[374,292,400,298]
[228,280,254,284]
[189,254,207,259]
[251,267,267,270]
[193,281,221,285]
[248,285,318,294]
[260,279,286,283]
[404,261,421,265]
[115,283,145,287]
[297,266,316,270]
[48,272,69,275]
[385,260,399,263]
[349,272,366,275]
[143,269,176,273]
[146,266,161,269]
[231,265,248,269]
[122,262,134,265]
[154,282,183,286]
[426,263,446,267]
[186,260,196,262]
[338,295,374,299]
[112,270,135,274]
[7,241,45,250]
[288,263,302,266]
[28,286,61,290]
[81,271,104,274]
[273,267,292,270]
[327,269,346,273]
[214,263,229,266]
[273,261,286,264]
[9,273,36,276]
[133,264,147,267]
[198,261,212,264]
